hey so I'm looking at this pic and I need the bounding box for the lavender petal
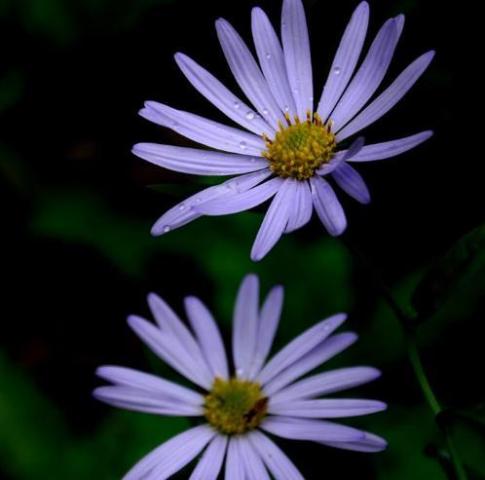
[332,162,371,204]
[189,435,228,480]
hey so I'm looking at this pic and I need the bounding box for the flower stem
[341,238,468,480]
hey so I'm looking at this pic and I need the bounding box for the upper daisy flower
[133,0,435,261]
[94,274,386,479]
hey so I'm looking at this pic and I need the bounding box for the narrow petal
[261,416,365,443]
[190,435,228,480]
[310,176,347,236]
[150,169,271,236]
[337,51,436,140]
[216,18,284,129]
[248,431,304,480]
[270,367,381,404]
[282,0,313,119]
[175,52,274,136]
[232,274,260,378]
[224,437,245,480]
[263,332,358,396]
[323,432,387,452]
[140,101,265,155]
[348,131,433,162]
[317,2,370,121]
[285,179,313,233]
[123,425,215,480]
[239,439,270,479]
[96,366,204,406]
[330,18,399,131]
[332,162,371,204]
[247,285,284,380]
[257,314,347,386]
[147,293,213,381]
[184,296,229,379]
[250,178,294,261]
[268,398,387,418]
[251,7,297,116]
[128,315,213,389]
[316,136,365,176]
[93,386,203,416]
[132,143,268,176]
[196,177,283,216]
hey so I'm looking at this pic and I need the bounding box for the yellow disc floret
[204,377,268,435]
[263,113,336,181]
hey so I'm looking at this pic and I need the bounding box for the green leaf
[412,224,485,320]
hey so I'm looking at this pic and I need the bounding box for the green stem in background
[378,277,468,480]
[342,239,468,480]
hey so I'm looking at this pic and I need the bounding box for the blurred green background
[0,0,482,478]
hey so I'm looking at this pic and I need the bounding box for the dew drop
[179,203,186,211]
[163,225,171,233]
[265,52,272,60]
[333,66,341,75]
[195,198,202,204]
[236,368,244,377]
[234,101,240,110]
[262,108,269,115]
[239,141,247,150]
[284,105,290,112]
[245,111,255,120]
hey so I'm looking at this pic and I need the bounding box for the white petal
[232,274,260,378]
[190,435,228,480]
[347,131,433,162]
[329,18,400,131]
[250,178,294,261]
[282,0,313,119]
[216,18,285,129]
[128,315,213,389]
[263,332,358,396]
[257,314,347,386]
[285,179,313,233]
[123,425,215,480]
[140,101,265,155]
[175,52,274,136]
[332,162,371,204]
[337,51,435,140]
[270,366,381,404]
[317,2,370,121]
[251,7,297,116]
[310,176,347,236]
[224,437,245,480]
[239,438,270,479]
[247,285,284,380]
[247,431,304,480]
[96,366,204,405]
[184,296,229,379]
[132,143,268,176]
[151,169,271,236]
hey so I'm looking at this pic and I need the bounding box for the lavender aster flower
[133,0,434,261]
[94,274,387,479]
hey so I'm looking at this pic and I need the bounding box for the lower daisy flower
[94,275,387,479]
[133,0,434,261]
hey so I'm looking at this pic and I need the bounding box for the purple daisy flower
[94,274,387,479]
[133,0,434,261]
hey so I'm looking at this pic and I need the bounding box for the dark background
[1,0,483,478]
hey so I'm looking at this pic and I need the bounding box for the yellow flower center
[204,377,268,435]
[263,113,336,181]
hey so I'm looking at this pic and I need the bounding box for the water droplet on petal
[284,105,290,112]
[195,198,202,204]
[239,141,247,150]
[163,225,171,233]
[265,52,272,60]
[262,108,269,116]
[236,368,244,377]
[234,101,240,109]
[333,66,341,75]
[245,111,255,120]
[179,203,186,211]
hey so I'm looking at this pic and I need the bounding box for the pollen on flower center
[204,377,268,435]
[263,113,336,181]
